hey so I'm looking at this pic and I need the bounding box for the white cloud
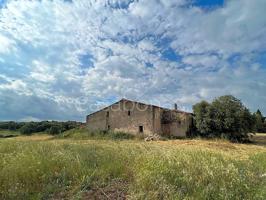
[20,116,41,122]
[0,74,31,95]
[182,55,220,68]
[169,0,266,56]
[29,60,56,83]
[0,34,15,53]
[0,0,266,121]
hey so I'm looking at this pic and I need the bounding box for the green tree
[263,119,266,133]
[254,109,264,132]
[20,123,37,135]
[193,101,212,136]
[48,124,62,135]
[193,95,254,141]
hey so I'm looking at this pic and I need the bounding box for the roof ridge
[120,98,191,114]
[87,98,192,117]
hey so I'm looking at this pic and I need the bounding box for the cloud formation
[0,0,266,121]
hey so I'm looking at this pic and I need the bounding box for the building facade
[86,98,193,137]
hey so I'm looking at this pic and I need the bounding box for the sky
[0,0,266,122]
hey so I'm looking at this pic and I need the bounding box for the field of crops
[0,132,265,199]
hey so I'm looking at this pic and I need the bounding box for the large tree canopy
[193,95,255,141]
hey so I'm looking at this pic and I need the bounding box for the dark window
[106,111,109,117]
[128,110,131,116]
[139,126,143,133]
[107,125,110,130]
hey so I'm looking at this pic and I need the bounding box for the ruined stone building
[86,98,193,137]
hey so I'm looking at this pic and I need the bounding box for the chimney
[174,103,178,110]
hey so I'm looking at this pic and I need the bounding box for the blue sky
[0,0,266,121]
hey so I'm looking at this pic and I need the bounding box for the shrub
[109,131,135,140]
[0,121,25,131]
[48,125,62,135]
[20,123,37,135]
[15,121,82,135]
[57,128,136,140]
[254,110,266,133]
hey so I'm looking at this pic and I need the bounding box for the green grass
[57,128,136,140]
[0,134,265,199]
[0,130,20,137]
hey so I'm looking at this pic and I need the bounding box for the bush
[15,121,82,135]
[254,110,266,133]
[48,125,62,135]
[0,121,25,131]
[20,123,37,135]
[58,128,136,140]
[109,131,135,140]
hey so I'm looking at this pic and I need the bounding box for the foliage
[0,137,265,199]
[0,121,25,130]
[193,95,255,141]
[0,121,82,135]
[20,122,37,135]
[48,124,62,135]
[193,100,212,135]
[57,128,136,140]
[254,110,266,133]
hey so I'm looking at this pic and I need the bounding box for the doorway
[139,126,143,133]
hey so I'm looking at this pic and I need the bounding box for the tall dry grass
[0,136,265,199]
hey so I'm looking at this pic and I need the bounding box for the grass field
[0,130,20,138]
[0,131,265,199]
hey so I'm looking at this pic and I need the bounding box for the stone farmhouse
[86,98,193,137]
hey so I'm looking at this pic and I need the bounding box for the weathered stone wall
[108,100,157,135]
[87,100,157,136]
[152,107,164,134]
[162,112,192,137]
[86,99,192,137]
[86,108,108,131]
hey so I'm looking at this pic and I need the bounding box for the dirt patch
[205,142,238,151]
[82,179,128,200]
[251,133,266,146]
